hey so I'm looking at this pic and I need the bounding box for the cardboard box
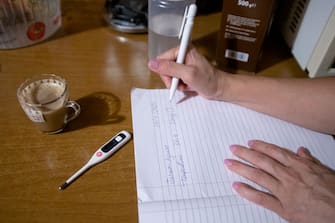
[216,0,277,73]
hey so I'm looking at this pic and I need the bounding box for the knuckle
[160,61,174,73]
[286,212,304,223]
[253,153,272,169]
[253,192,268,206]
[248,167,269,186]
[182,66,197,81]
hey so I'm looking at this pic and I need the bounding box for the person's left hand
[224,140,335,223]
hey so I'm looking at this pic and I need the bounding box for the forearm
[216,72,335,134]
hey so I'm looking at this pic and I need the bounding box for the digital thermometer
[59,130,132,190]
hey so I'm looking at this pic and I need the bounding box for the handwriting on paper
[151,101,189,186]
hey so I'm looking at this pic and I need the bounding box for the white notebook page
[131,88,335,223]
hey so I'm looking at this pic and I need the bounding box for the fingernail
[300,146,311,155]
[148,59,159,70]
[232,182,240,190]
[224,159,233,167]
[229,145,237,153]
[248,140,256,147]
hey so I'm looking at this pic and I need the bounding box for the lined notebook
[130,88,335,223]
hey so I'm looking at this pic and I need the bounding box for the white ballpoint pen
[169,4,197,101]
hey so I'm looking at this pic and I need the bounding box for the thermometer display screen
[101,133,126,152]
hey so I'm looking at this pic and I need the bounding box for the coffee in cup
[17,74,80,134]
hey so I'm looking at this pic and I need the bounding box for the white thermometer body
[59,130,131,190]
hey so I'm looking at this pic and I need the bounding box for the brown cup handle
[65,101,81,123]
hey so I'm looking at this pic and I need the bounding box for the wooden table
[0,1,307,222]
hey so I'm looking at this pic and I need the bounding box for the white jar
[0,0,61,49]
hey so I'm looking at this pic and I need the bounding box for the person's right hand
[148,46,226,100]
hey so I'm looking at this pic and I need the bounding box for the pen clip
[178,5,189,39]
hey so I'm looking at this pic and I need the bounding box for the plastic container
[0,0,61,49]
[148,0,195,59]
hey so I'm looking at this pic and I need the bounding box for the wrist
[211,69,231,101]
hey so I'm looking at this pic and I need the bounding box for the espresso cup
[17,74,81,134]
